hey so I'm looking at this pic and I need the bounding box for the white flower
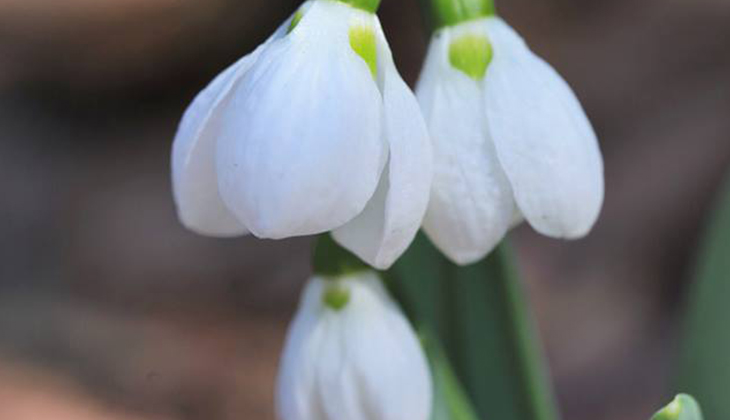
[276,271,432,420]
[416,17,604,265]
[171,0,432,270]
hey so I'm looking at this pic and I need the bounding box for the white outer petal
[170,11,295,237]
[416,26,516,265]
[216,1,386,239]
[332,22,433,270]
[276,273,433,420]
[276,278,327,420]
[484,17,604,238]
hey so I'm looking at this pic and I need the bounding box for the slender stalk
[677,176,730,419]
[497,245,560,420]
[419,0,496,31]
[312,234,369,277]
[387,234,560,420]
[334,0,382,13]
[422,328,481,420]
[446,243,560,420]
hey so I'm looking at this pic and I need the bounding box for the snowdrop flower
[171,0,432,270]
[416,12,604,265]
[276,271,433,420]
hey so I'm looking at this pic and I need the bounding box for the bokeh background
[1,0,729,419]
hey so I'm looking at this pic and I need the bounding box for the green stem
[419,0,496,31]
[312,234,369,278]
[497,245,560,420]
[448,244,559,420]
[386,234,560,420]
[333,0,382,13]
[421,328,481,420]
[676,175,730,419]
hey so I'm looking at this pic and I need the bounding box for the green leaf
[651,394,703,420]
[421,329,480,420]
[677,176,730,419]
[385,233,559,420]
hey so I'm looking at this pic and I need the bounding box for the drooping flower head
[276,268,432,420]
[417,0,604,264]
[172,0,432,269]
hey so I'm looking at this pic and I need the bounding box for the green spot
[323,285,351,311]
[349,26,378,79]
[287,10,304,34]
[449,34,493,81]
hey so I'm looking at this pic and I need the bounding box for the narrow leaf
[421,329,480,420]
[677,176,730,419]
[386,233,559,420]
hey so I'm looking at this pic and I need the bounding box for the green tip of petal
[349,26,378,79]
[449,34,493,81]
[323,285,351,310]
[652,395,703,420]
[287,10,304,34]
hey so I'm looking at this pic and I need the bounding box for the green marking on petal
[349,26,378,79]
[287,10,304,34]
[323,285,351,311]
[449,34,493,81]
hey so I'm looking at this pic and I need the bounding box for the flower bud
[652,394,703,420]
[276,271,432,420]
[171,0,432,270]
[416,16,604,265]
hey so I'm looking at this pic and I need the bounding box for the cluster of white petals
[276,272,432,420]
[170,3,606,419]
[417,17,604,265]
[172,0,432,270]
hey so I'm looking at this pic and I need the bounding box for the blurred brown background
[1,0,729,419]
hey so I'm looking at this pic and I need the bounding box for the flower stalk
[334,0,382,13]
[420,0,496,31]
[422,328,480,420]
[312,234,370,278]
[276,236,432,420]
[171,0,433,270]
[386,235,561,420]
[496,246,560,420]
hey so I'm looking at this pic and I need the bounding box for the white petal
[276,278,327,420]
[416,28,516,265]
[171,55,252,237]
[510,207,525,229]
[216,2,386,239]
[332,26,433,270]
[484,18,604,238]
[171,11,296,236]
[276,273,432,420]
[335,273,432,420]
